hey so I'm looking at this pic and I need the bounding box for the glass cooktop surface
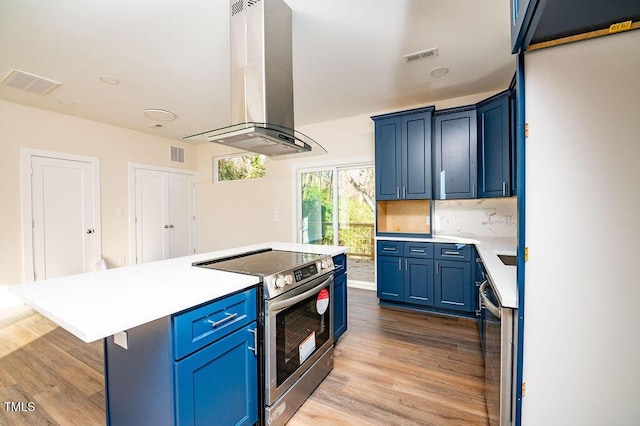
[194,249,324,277]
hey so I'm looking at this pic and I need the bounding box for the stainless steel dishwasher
[480,279,515,426]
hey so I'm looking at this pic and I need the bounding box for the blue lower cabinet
[333,254,348,342]
[175,322,258,426]
[435,260,472,312]
[377,255,404,302]
[403,258,435,306]
[105,288,259,426]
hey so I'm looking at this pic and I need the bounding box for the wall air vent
[247,0,261,6]
[403,47,439,64]
[1,69,62,95]
[171,146,185,163]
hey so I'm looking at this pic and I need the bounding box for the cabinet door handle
[398,259,402,271]
[248,328,257,356]
[436,261,439,274]
[472,184,475,198]
[502,181,507,196]
[405,259,408,271]
[403,186,406,199]
[207,312,238,328]
[396,187,400,199]
[410,249,425,253]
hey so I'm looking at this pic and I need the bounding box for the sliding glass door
[298,164,375,282]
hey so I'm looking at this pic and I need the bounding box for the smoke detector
[403,47,439,64]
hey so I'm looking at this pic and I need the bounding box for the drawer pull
[382,247,397,251]
[444,251,461,255]
[410,249,425,253]
[207,312,238,328]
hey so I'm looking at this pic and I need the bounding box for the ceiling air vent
[403,47,439,64]
[171,146,185,163]
[1,69,62,95]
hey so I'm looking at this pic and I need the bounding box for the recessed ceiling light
[143,109,177,121]
[430,67,449,77]
[57,99,76,106]
[99,76,120,85]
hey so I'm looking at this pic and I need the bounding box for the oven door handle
[270,276,333,313]
[479,280,501,319]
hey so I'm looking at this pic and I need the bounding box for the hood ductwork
[185,0,326,159]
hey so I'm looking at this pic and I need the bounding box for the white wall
[195,91,500,252]
[523,30,640,424]
[0,100,196,284]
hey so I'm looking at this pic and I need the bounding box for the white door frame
[21,148,102,282]
[128,163,197,264]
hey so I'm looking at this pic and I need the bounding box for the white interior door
[135,168,170,263]
[30,155,99,280]
[133,166,195,264]
[168,172,195,258]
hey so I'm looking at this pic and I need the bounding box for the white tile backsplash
[434,198,517,238]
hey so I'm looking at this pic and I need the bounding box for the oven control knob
[284,275,293,285]
[274,276,285,288]
[321,260,330,270]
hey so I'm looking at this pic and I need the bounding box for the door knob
[164,225,169,229]
[169,224,174,228]
[86,229,94,234]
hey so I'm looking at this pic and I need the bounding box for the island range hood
[185,0,326,159]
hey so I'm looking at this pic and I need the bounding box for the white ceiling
[0,0,515,142]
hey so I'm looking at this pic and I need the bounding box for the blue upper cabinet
[374,116,402,200]
[373,107,434,200]
[511,0,640,52]
[477,92,511,198]
[510,0,537,53]
[433,107,477,200]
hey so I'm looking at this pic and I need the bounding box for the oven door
[264,273,334,405]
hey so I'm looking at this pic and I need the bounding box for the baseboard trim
[347,279,375,291]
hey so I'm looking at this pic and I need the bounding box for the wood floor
[0,289,488,425]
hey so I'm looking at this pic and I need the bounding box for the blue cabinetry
[510,0,640,53]
[373,107,434,200]
[175,322,257,426]
[435,260,472,313]
[434,244,475,313]
[376,241,478,316]
[404,257,435,306]
[333,254,348,342]
[477,92,511,198]
[377,254,404,302]
[105,288,259,426]
[377,241,434,307]
[433,107,477,200]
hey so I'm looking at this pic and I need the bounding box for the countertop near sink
[376,235,517,308]
[12,242,348,343]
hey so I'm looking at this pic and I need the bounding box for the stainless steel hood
[185,0,326,159]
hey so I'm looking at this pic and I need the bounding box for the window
[213,154,266,182]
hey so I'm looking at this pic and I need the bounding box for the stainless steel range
[194,249,335,426]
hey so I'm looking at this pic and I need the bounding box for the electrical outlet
[119,257,126,266]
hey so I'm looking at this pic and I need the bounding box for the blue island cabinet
[377,241,435,306]
[105,287,258,426]
[333,254,348,342]
[373,107,434,200]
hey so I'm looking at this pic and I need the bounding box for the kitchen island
[12,242,347,426]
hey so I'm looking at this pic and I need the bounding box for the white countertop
[376,235,517,308]
[12,242,347,343]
